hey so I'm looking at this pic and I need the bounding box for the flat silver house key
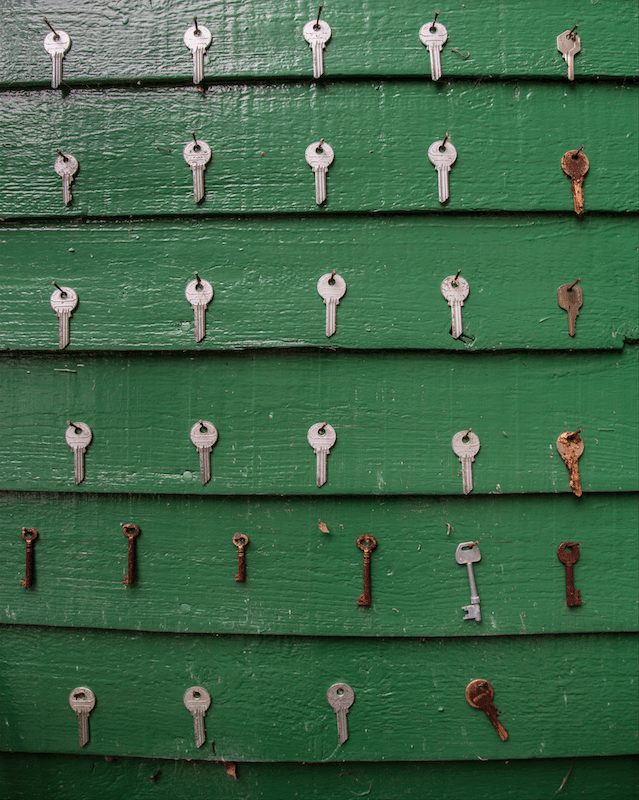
[452,429,480,495]
[419,21,448,81]
[50,284,78,349]
[307,422,336,487]
[183,138,212,203]
[44,25,71,89]
[305,140,334,205]
[327,683,355,746]
[65,422,92,485]
[428,139,457,204]
[317,272,346,337]
[441,274,469,339]
[54,153,79,206]
[455,541,482,622]
[183,686,211,748]
[69,687,95,747]
[190,420,218,485]
[184,20,212,84]
[303,17,332,79]
[185,275,214,342]
[557,28,581,81]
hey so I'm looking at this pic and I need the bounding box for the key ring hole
[439,145,447,152]
[74,692,85,700]
[199,425,208,434]
[193,691,201,699]
[315,147,324,154]
[318,428,326,435]
[336,687,344,696]
[60,291,68,299]
[195,284,203,291]
[462,436,469,443]
[328,278,335,286]
[193,145,201,152]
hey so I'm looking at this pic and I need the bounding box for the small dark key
[561,149,589,215]
[356,535,377,607]
[21,528,38,588]
[557,283,583,337]
[121,523,141,585]
[465,679,508,741]
[557,541,582,607]
[233,533,249,582]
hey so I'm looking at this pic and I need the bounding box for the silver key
[428,140,457,204]
[452,430,480,495]
[44,29,71,89]
[65,422,92,485]
[307,422,336,487]
[184,22,212,84]
[50,284,78,349]
[327,683,355,746]
[317,272,346,337]
[190,420,218,485]
[185,277,214,342]
[557,30,581,81]
[183,686,211,748]
[455,541,482,622]
[305,140,334,205]
[183,139,212,203]
[303,18,331,79]
[54,153,79,206]
[69,687,95,747]
[419,21,448,81]
[441,275,469,339]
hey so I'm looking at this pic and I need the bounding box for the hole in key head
[75,692,85,700]
[336,687,344,696]
[193,691,201,699]
[199,425,208,434]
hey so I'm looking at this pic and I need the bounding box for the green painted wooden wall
[1,1,638,798]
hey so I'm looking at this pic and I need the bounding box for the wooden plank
[0,83,637,218]
[0,217,636,352]
[0,491,636,638]
[0,626,636,761]
[0,348,636,495]
[0,0,636,86]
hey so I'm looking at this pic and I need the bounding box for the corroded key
[556,430,584,497]
[452,429,480,495]
[557,281,583,337]
[44,21,71,88]
[441,274,469,339]
[232,533,249,582]
[557,27,581,81]
[184,138,212,203]
[50,283,78,349]
[69,687,96,747]
[317,272,346,337]
[54,152,79,206]
[121,523,141,586]
[557,541,582,607]
[356,534,377,607]
[184,18,212,84]
[185,274,214,342]
[428,139,457,203]
[327,683,355,746]
[21,528,38,588]
[183,686,211,748]
[190,420,218,485]
[419,19,448,81]
[561,149,589,215]
[307,422,336,487]
[465,679,508,741]
[303,11,331,78]
[65,421,92,484]
[305,140,334,205]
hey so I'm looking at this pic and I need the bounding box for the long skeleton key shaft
[562,150,589,215]
[183,139,212,203]
[121,523,141,585]
[183,686,211,748]
[54,153,79,206]
[557,282,583,336]
[50,285,78,349]
[185,277,214,342]
[190,421,218,485]
[21,528,38,588]
[557,30,581,81]
[307,422,336,487]
[305,141,334,205]
[455,541,481,622]
[556,430,584,497]
[557,541,582,607]
[303,19,331,78]
[327,683,355,746]
[65,422,92,485]
[465,679,508,741]
[428,140,457,203]
[441,275,469,339]
[452,430,480,495]
[356,534,377,607]
[184,22,212,84]
[69,687,96,747]
[317,272,346,337]
[232,533,249,582]
[419,21,448,81]
[44,29,71,88]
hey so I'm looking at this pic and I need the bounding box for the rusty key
[356,534,377,607]
[561,149,589,215]
[21,528,38,588]
[556,430,584,497]
[121,523,141,585]
[557,280,583,337]
[465,679,508,741]
[232,533,249,582]
[557,541,582,607]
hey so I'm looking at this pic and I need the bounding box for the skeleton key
[184,21,212,85]
[428,140,457,203]
[455,541,481,622]
[69,687,96,747]
[556,430,584,497]
[561,150,589,215]
[21,528,38,588]
[185,276,214,342]
[232,533,249,582]
[465,679,508,741]
[557,29,581,81]
[50,284,78,349]
[317,272,346,337]
[54,153,79,206]
[190,421,218,485]
[557,282,583,337]
[307,422,336,487]
[44,28,71,88]
[441,274,469,339]
[305,141,334,205]
[557,541,582,607]
[303,18,331,78]
[452,430,480,495]
[184,686,211,748]
[326,683,355,746]
[183,139,212,203]
[65,422,92,485]
[356,534,377,607]
[121,523,140,586]
[419,21,448,81]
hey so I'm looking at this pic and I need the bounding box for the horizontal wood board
[0,83,637,218]
[1,491,636,638]
[0,0,637,85]
[1,216,636,351]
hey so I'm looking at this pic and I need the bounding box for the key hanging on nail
[54,152,79,206]
[465,679,508,741]
[184,19,212,84]
[69,687,96,747]
[65,421,92,485]
[452,430,480,495]
[428,139,457,203]
[317,272,346,337]
[307,422,336,487]
[44,22,71,88]
[184,686,211,748]
[232,533,249,582]
[303,9,331,78]
[441,274,469,339]
[185,275,214,342]
[557,27,581,81]
[121,523,141,585]
[327,683,355,746]
[419,16,448,80]
[561,149,589,215]
[190,420,218,485]
[455,541,481,622]
[557,541,582,607]
[557,281,583,337]
[556,430,584,497]
[305,141,334,205]
[50,284,78,349]
[356,534,377,607]
[21,528,38,588]
[184,138,212,203]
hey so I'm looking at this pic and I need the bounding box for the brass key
[561,149,589,215]
[21,528,38,588]
[121,523,140,585]
[557,280,583,337]
[557,541,582,607]
[232,533,249,582]
[465,679,508,741]
[356,535,377,607]
[556,430,584,497]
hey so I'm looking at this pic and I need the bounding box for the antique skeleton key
[185,274,214,342]
[356,534,377,607]
[317,272,346,337]
[65,421,92,484]
[121,523,140,586]
[557,28,581,81]
[557,281,583,337]
[184,18,212,84]
[232,533,249,582]
[307,422,336,487]
[190,421,218,485]
[50,283,78,349]
[327,683,355,746]
[556,430,584,497]
[428,139,457,203]
[303,12,331,78]
[557,541,582,607]
[465,679,508,741]
[183,686,211,748]
[21,528,38,588]
[54,152,79,206]
[562,149,589,215]
[305,140,334,205]
[419,19,448,81]
[184,138,212,203]
[69,687,96,747]
[441,274,469,339]
[452,430,480,495]
[44,21,71,88]
[455,541,481,622]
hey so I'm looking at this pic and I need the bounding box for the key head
[557,540,581,566]
[232,532,249,549]
[419,22,448,47]
[452,430,480,460]
[441,275,469,303]
[465,678,494,710]
[183,686,211,714]
[21,527,38,544]
[69,687,96,714]
[556,431,584,460]
[557,283,583,313]
[44,30,71,56]
[557,31,581,57]
[327,683,354,712]
[121,523,140,541]
[455,541,481,565]
[305,141,335,170]
[428,140,457,168]
[561,150,589,181]
[303,19,332,46]
[190,421,218,449]
[317,272,346,303]
[65,422,92,449]
[356,534,378,553]
[184,24,212,51]
[183,140,212,167]
[307,422,336,450]
[54,154,79,178]
[185,278,214,307]
[50,286,78,314]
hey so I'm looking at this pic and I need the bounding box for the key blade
[78,710,90,747]
[325,298,337,337]
[198,446,211,485]
[336,708,349,745]
[193,304,206,342]
[193,711,206,748]
[316,449,327,487]
[462,603,481,622]
[312,41,324,79]
[437,165,450,203]
[429,44,442,81]
[192,47,205,84]
[74,446,85,484]
[461,456,474,494]
[314,166,327,204]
